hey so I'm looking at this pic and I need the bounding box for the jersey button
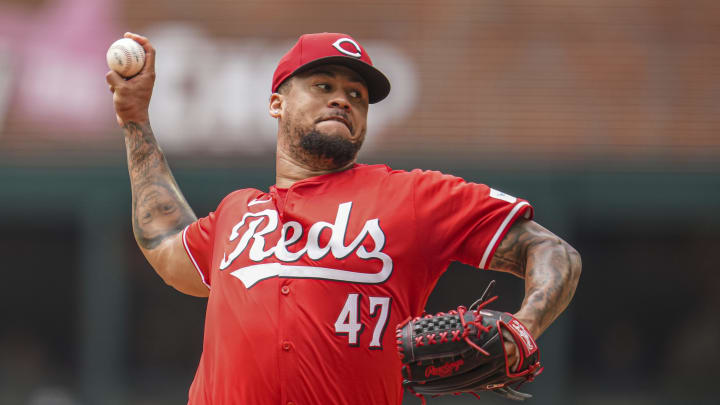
[281,285,290,295]
[282,341,292,351]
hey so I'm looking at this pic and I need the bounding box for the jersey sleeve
[412,170,534,270]
[182,211,217,288]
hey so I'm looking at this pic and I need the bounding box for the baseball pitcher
[106,32,581,404]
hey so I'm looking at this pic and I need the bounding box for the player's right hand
[106,32,156,127]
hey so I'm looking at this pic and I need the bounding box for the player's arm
[488,219,581,338]
[106,33,209,297]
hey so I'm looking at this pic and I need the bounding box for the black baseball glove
[396,282,542,403]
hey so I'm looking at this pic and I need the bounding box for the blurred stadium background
[1,0,719,404]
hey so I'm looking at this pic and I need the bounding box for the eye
[316,83,330,91]
[141,211,152,224]
[349,90,360,98]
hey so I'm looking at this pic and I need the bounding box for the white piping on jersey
[248,198,272,206]
[182,225,211,289]
[478,201,530,269]
[230,260,394,289]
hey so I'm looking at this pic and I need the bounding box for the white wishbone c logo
[332,38,362,58]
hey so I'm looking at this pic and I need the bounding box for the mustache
[315,112,354,133]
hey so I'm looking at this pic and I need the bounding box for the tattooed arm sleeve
[488,219,581,338]
[107,34,208,296]
[123,121,209,297]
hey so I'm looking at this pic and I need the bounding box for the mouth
[317,115,353,134]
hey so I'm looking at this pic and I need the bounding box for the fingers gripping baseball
[123,32,156,75]
[106,32,156,126]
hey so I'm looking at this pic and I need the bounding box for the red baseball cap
[272,33,391,104]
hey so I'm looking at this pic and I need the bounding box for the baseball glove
[396,282,542,403]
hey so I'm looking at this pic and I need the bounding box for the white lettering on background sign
[219,202,393,288]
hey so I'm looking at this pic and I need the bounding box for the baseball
[106,38,145,78]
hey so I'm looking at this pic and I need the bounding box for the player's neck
[275,146,355,188]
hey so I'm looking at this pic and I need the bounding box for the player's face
[275,65,369,169]
[135,183,183,240]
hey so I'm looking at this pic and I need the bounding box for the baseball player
[106,32,581,404]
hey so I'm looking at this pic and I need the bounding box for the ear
[269,93,283,119]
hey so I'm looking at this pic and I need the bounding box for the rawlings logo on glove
[509,319,535,353]
[396,282,543,404]
[425,359,464,378]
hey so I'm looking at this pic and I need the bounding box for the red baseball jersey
[181,164,533,405]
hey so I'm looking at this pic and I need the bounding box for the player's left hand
[397,293,543,402]
[503,331,521,372]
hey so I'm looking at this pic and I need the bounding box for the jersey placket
[277,188,299,405]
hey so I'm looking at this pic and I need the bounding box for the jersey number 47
[334,294,391,350]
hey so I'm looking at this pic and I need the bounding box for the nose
[328,92,351,111]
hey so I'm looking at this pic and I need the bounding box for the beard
[300,130,360,167]
[286,120,363,169]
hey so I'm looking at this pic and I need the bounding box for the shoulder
[349,163,394,177]
[398,168,479,191]
[348,164,430,192]
[215,188,265,212]
[353,164,454,182]
[352,165,488,194]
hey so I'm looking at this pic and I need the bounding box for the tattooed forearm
[519,238,581,336]
[489,219,582,337]
[125,121,163,177]
[123,121,196,249]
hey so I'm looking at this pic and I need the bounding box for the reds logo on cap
[332,38,362,58]
[271,32,391,104]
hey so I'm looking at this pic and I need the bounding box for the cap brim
[289,56,391,104]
